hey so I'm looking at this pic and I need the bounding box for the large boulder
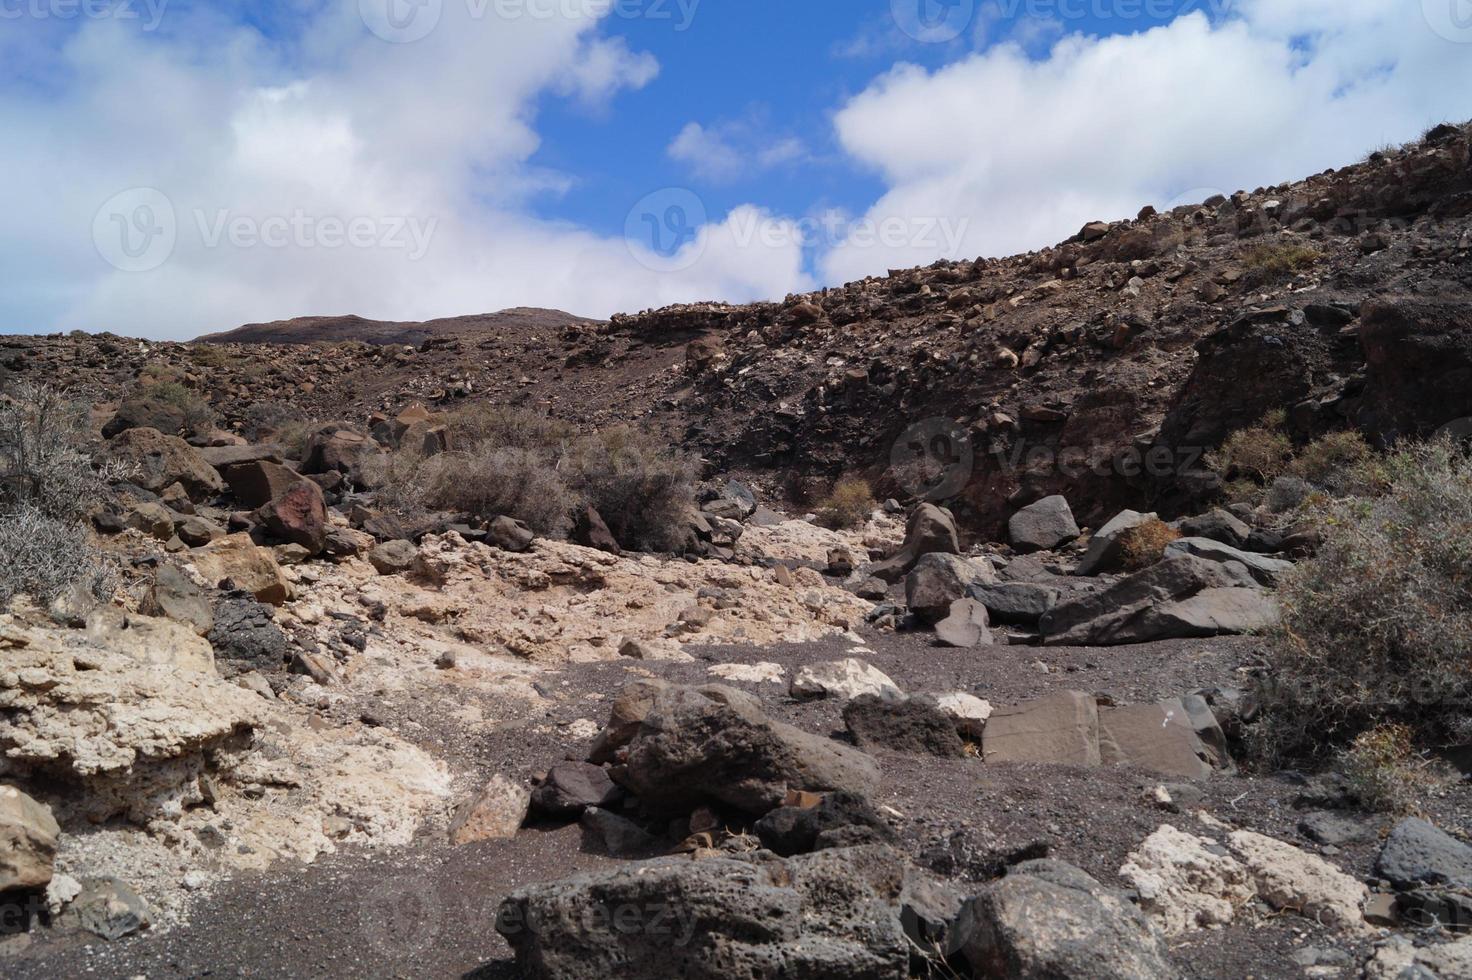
[0,785,60,891]
[190,534,291,605]
[256,480,328,555]
[967,582,1060,626]
[301,425,376,483]
[497,845,915,980]
[1007,495,1081,554]
[1041,555,1277,646]
[905,554,996,624]
[953,859,1173,979]
[448,775,530,845]
[1377,817,1472,891]
[934,598,993,648]
[1164,537,1293,587]
[870,504,960,582]
[141,564,213,636]
[843,695,967,758]
[609,683,882,815]
[100,427,223,501]
[102,395,189,439]
[220,459,308,510]
[1075,509,1156,576]
[983,691,1101,767]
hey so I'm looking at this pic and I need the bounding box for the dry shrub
[412,446,575,536]
[1206,411,1293,489]
[563,426,698,552]
[445,404,573,454]
[1241,242,1323,280]
[1116,517,1182,571]
[1288,430,1379,497]
[1342,724,1429,815]
[0,384,116,605]
[815,476,876,530]
[1253,438,1472,763]
[138,379,214,433]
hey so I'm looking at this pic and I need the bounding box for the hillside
[196,307,602,347]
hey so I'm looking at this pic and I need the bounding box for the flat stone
[934,598,993,648]
[1099,703,1212,780]
[983,691,1101,767]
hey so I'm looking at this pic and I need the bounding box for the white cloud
[0,4,805,339]
[667,114,809,184]
[821,2,1472,283]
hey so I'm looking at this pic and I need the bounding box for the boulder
[532,762,619,817]
[368,539,419,576]
[67,877,152,940]
[102,395,189,439]
[449,774,530,845]
[1098,703,1212,780]
[191,534,291,605]
[571,506,620,554]
[579,807,659,857]
[790,659,903,703]
[905,554,996,624]
[870,503,960,583]
[1377,817,1472,891]
[967,582,1059,626]
[497,845,913,980]
[587,679,667,765]
[843,695,967,758]
[954,859,1173,979]
[208,597,288,669]
[220,459,307,509]
[197,443,284,471]
[1163,537,1293,587]
[127,501,176,540]
[256,480,328,555]
[100,427,223,501]
[983,692,1101,767]
[934,599,993,648]
[1119,824,1256,936]
[141,564,213,636]
[487,516,535,553]
[0,785,60,891]
[1075,509,1156,576]
[301,425,375,483]
[1007,495,1081,553]
[754,791,895,857]
[1041,556,1277,646]
[175,515,225,547]
[610,683,882,815]
[1228,830,1368,932]
[701,480,758,521]
[1174,509,1250,549]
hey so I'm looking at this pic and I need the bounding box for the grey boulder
[1007,495,1081,554]
[1164,537,1293,587]
[906,554,996,624]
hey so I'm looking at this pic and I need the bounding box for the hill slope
[196,308,602,347]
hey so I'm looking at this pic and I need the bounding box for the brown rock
[449,775,530,845]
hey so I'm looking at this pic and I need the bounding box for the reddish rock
[256,480,328,555]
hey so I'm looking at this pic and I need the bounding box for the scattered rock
[933,692,993,739]
[1007,495,1081,554]
[1120,824,1255,936]
[983,691,1101,767]
[1377,817,1472,891]
[256,480,328,555]
[67,877,153,940]
[0,784,60,891]
[191,534,292,605]
[579,807,659,856]
[934,598,993,648]
[487,516,535,553]
[368,539,419,576]
[754,790,896,857]
[905,553,996,624]
[843,694,967,758]
[141,564,214,637]
[967,581,1059,626]
[449,775,530,845]
[871,503,960,582]
[1076,510,1157,576]
[790,658,903,703]
[532,762,619,817]
[1163,537,1293,587]
[100,427,224,501]
[1228,830,1368,932]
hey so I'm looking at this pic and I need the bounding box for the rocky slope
[196,308,600,348]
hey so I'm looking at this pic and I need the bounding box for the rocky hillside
[196,307,601,348]
[0,122,1469,980]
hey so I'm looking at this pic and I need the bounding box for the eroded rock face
[497,845,914,980]
[609,683,882,815]
[1359,296,1472,442]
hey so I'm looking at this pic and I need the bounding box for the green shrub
[815,476,876,530]
[1341,724,1429,815]
[1288,430,1380,497]
[1253,438,1472,763]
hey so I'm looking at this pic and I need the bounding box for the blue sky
[1,0,1467,338]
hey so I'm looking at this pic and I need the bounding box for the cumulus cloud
[0,2,806,339]
[821,1,1472,283]
[667,114,809,184]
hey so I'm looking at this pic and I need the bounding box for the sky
[2,0,1470,339]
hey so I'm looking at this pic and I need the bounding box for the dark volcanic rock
[843,694,967,758]
[754,791,896,857]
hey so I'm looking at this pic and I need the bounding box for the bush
[0,384,117,605]
[1116,517,1182,571]
[1341,725,1429,815]
[1206,411,1293,489]
[1241,242,1323,280]
[412,446,576,536]
[815,476,876,530]
[1253,438,1472,763]
[1288,430,1379,497]
[445,404,572,454]
[564,428,698,552]
[136,380,214,433]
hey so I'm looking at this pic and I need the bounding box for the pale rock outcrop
[1120,824,1255,936]
[1227,830,1369,932]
